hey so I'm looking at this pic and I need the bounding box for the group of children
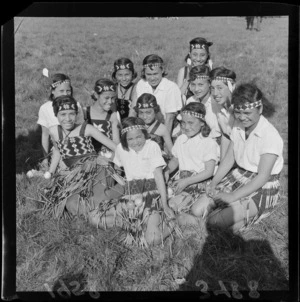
[36,37,284,247]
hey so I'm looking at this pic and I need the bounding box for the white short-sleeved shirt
[230,115,284,175]
[186,95,221,138]
[37,100,83,129]
[172,133,220,173]
[113,139,166,181]
[216,105,235,137]
[135,78,183,119]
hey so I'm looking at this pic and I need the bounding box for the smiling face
[144,66,163,88]
[115,69,133,87]
[211,79,232,106]
[180,113,204,138]
[57,109,77,131]
[126,128,146,152]
[189,78,210,100]
[52,82,72,99]
[234,106,262,133]
[189,48,209,67]
[97,91,116,111]
[138,108,156,125]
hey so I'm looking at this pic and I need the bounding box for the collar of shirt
[181,132,204,144]
[235,115,268,139]
[144,77,167,93]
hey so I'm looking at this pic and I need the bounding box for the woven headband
[211,76,235,92]
[181,110,204,120]
[234,100,262,111]
[114,63,133,71]
[190,43,209,51]
[96,84,116,93]
[137,101,156,109]
[143,63,163,69]
[51,79,71,88]
[121,125,146,135]
[58,102,77,112]
[190,75,210,81]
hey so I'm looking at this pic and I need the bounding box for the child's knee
[191,195,213,217]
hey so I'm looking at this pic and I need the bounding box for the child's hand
[206,183,217,198]
[163,205,175,220]
[213,192,236,206]
[173,179,189,195]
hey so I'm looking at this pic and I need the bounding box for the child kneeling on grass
[41,95,124,219]
[166,102,220,227]
[87,117,181,248]
[206,83,284,231]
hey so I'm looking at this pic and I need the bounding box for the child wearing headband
[134,93,173,158]
[112,58,137,121]
[177,37,213,103]
[130,54,182,135]
[42,95,123,219]
[183,65,221,140]
[206,83,283,231]
[83,78,120,158]
[37,73,83,168]
[210,66,237,159]
[166,102,219,226]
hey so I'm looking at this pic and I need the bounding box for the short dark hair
[231,83,276,117]
[134,93,161,114]
[91,78,116,101]
[141,54,168,79]
[189,65,211,82]
[120,117,149,151]
[111,57,137,81]
[210,66,236,83]
[181,102,211,137]
[49,73,73,101]
[52,95,78,116]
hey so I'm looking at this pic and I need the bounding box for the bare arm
[220,134,231,161]
[165,112,177,135]
[41,126,50,158]
[111,113,120,145]
[177,67,190,95]
[161,126,173,156]
[167,156,179,175]
[128,85,138,117]
[210,141,235,187]
[48,138,61,174]
[85,124,117,152]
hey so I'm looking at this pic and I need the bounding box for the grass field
[15,16,289,294]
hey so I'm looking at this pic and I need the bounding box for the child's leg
[145,211,173,246]
[207,198,258,230]
[177,212,199,227]
[191,194,214,218]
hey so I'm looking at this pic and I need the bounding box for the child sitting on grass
[87,117,180,247]
[166,102,220,226]
[134,93,173,159]
[206,83,283,231]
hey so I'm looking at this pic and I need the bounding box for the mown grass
[15,16,289,292]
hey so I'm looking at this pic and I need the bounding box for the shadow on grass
[178,208,289,297]
[16,126,46,174]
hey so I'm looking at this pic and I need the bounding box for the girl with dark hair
[134,93,173,157]
[42,95,123,219]
[181,65,221,140]
[130,54,182,135]
[112,58,137,120]
[210,66,237,159]
[177,37,213,102]
[87,117,179,247]
[206,83,283,231]
[83,78,120,158]
[37,72,83,168]
[166,102,219,225]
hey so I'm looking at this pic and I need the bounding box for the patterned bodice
[84,106,112,152]
[116,83,134,120]
[56,123,95,161]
